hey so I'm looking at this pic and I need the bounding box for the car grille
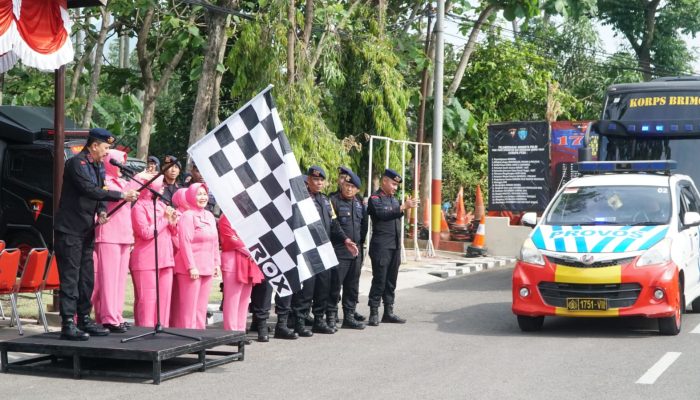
[537,282,642,308]
[546,256,636,268]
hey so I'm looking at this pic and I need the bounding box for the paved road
[3,264,700,399]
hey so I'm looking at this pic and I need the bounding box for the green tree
[597,0,700,80]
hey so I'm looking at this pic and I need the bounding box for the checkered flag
[188,85,338,296]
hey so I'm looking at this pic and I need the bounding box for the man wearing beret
[54,128,139,340]
[161,155,182,206]
[328,168,368,330]
[291,165,355,335]
[328,166,367,323]
[367,168,419,326]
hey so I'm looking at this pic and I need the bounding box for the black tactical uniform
[367,168,408,325]
[54,129,124,340]
[329,184,368,329]
[248,281,297,341]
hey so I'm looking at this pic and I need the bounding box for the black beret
[343,170,361,188]
[383,168,402,183]
[89,127,115,144]
[338,166,352,176]
[307,165,326,179]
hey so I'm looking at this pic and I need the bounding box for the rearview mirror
[684,211,700,227]
[521,212,537,228]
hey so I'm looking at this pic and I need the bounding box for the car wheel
[517,315,544,332]
[658,279,683,336]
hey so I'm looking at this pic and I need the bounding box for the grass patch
[3,273,224,321]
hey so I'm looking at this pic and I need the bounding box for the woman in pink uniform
[168,188,189,327]
[92,149,134,333]
[172,183,220,329]
[130,176,178,327]
[219,213,264,331]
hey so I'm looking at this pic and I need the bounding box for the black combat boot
[77,315,109,336]
[368,307,380,327]
[256,318,269,342]
[326,311,338,332]
[353,311,366,322]
[274,315,298,340]
[304,312,314,326]
[294,316,314,337]
[341,309,365,330]
[381,304,406,324]
[60,317,89,341]
[312,314,335,334]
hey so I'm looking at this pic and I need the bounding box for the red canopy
[0,0,73,73]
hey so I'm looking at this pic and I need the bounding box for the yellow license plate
[566,298,608,311]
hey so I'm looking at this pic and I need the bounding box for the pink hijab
[172,188,190,211]
[137,175,164,201]
[185,183,208,211]
[103,149,127,180]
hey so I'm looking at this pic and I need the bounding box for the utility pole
[431,0,444,250]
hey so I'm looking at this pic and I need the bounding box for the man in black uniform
[54,128,139,340]
[329,166,367,323]
[328,169,368,330]
[367,168,418,326]
[291,166,355,335]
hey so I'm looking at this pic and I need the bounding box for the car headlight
[519,238,545,266]
[636,238,672,267]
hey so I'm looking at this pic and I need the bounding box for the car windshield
[545,185,671,226]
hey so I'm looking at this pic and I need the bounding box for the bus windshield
[599,80,700,184]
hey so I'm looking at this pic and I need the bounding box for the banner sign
[488,121,550,212]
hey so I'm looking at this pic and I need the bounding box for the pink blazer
[130,193,175,270]
[95,150,135,245]
[175,209,220,276]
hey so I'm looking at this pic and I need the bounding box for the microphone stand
[116,162,201,343]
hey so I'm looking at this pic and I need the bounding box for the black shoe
[121,321,132,330]
[312,315,335,334]
[60,320,89,341]
[294,316,313,337]
[326,311,338,332]
[368,307,379,327]
[274,315,298,340]
[256,319,269,342]
[103,323,128,333]
[382,305,406,324]
[342,310,365,330]
[354,311,366,322]
[78,315,109,336]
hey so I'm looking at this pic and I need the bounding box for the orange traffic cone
[466,215,487,256]
[474,185,485,221]
[440,210,451,241]
[454,186,468,227]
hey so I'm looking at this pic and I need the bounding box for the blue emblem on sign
[517,128,528,140]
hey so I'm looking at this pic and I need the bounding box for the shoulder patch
[371,195,379,199]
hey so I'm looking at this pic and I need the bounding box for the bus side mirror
[522,212,537,228]
[683,212,700,227]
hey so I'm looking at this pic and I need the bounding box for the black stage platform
[0,327,245,384]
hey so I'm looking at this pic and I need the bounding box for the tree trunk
[446,4,496,98]
[186,2,232,152]
[137,89,157,160]
[136,6,194,159]
[302,0,314,50]
[81,8,112,128]
[287,0,296,84]
[210,16,231,129]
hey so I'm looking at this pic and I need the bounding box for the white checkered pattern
[188,86,338,296]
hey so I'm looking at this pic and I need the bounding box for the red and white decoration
[0,0,73,73]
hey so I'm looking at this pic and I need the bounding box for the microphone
[109,158,137,175]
